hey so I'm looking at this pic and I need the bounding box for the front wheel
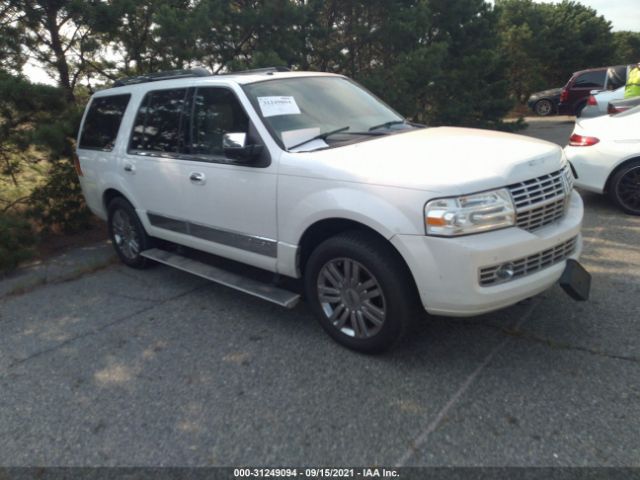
[610,160,640,215]
[304,231,419,353]
[107,197,154,268]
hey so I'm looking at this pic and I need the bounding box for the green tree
[302,0,512,128]
[611,31,640,65]
[7,0,110,100]
[496,0,615,101]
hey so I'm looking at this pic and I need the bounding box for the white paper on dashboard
[281,127,320,149]
[257,96,301,117]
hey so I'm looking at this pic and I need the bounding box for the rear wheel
[304,231,418,353]
[610,160,640,215]
[534,99,553,116]
[107,197,154,268]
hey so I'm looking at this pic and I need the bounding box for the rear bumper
[564,146,612,194]
[391,191,584,317]
[578,105,604,118]
[557,103,574,115]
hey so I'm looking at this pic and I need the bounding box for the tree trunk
[44,2,74,102]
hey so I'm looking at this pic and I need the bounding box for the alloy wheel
[535,100,552,116]
[112,209,141,260]
[317,258,387,338]
[616,166,640,213]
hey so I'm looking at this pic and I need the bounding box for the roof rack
[111,66,291,88]
[112,67,212,87]
[221,66,291,76]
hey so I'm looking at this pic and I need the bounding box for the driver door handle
[123,163,135,173]
[189,172,206,184]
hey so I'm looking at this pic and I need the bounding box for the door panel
[121,88,191,223]
[179,87,278,260]
[179,160,277,253]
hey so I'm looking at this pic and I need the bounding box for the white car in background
[565,105,640,215]
[579,86,625,118]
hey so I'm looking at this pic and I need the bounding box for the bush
[27,159,92,234]
[0,212,35,272]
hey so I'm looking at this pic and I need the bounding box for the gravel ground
[0,118,638,467]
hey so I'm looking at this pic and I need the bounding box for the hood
[279,127,564,195]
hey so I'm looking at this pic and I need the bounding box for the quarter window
[130,88,189,153]
[79,94,130,150]
[190,88,249,156]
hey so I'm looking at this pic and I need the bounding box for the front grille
[508,166,573,232]
[479,236,577,286]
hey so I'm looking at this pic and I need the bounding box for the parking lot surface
[1,118,639,466]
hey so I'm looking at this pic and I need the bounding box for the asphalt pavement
[0,117,639,467]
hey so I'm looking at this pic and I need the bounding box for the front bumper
[391,191,584,317]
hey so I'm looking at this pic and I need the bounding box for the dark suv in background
[558,65,628,115]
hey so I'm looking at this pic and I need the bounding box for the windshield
[243,76,411,151]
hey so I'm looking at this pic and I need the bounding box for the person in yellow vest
[625,63,640,98]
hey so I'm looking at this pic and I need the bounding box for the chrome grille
[508,166,573,232]
[479,236,577,286]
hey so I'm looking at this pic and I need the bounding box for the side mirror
[223,132,263,162]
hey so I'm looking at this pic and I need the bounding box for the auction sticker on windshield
[257,96,301,117]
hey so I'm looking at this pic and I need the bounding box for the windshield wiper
[288,126,351,150]
[368,120,406,131]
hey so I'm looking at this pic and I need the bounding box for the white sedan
[579,86,625,118]
[565,106,640,215]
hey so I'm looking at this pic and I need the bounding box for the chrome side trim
[147,212,277,258]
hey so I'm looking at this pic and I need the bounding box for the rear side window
[129,88,188,153]
[574,71,605,88]
[79,94,131,151]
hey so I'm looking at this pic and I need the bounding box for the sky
[488,0,640,32]
[24,0,640,86]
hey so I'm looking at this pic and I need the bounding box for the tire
[107,197,154,268]
[304,231,419,353]
[609,160,640,215]
[534,99,554,117]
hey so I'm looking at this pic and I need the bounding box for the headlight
[424,188,516,236]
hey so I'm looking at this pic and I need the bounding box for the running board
[140,248,300,309]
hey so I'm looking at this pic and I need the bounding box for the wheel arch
[103,188,134,212]
[296,219,419,300]
[604,155,640,193]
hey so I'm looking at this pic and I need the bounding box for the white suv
[76,67,589,352]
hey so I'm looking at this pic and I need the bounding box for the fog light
[496,263,515,281]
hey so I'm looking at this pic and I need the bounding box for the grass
[0,160,49,212]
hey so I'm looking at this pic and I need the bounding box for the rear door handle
[189,172,206,184]
[124,163,135,173]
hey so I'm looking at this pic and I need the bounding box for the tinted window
[79,94,130,150]
[574,71,605,88]
[606,66,627,90]
[130,88,188,153]
[189,88,249,156]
